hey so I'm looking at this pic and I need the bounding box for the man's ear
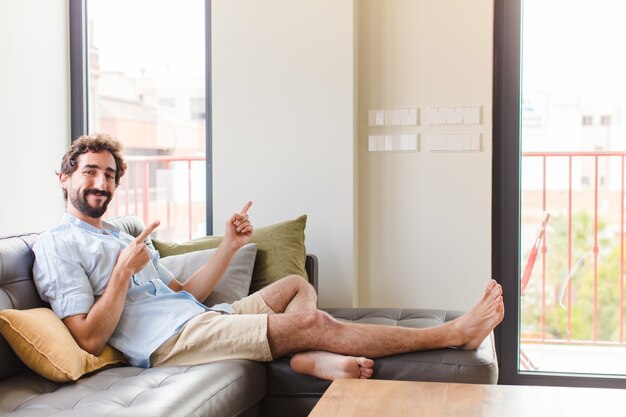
[59,172,69,190]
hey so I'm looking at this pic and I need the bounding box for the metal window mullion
[69,0,88,140]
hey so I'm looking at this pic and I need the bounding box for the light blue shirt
[33,213,219,367]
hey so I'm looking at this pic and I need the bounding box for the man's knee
[282,274,310,289]
[271,309,334,330]
[276,274,314,297]
[300,309,335,329]
[260,274,305,297]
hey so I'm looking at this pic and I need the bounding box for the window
[70,0,213,239]
[494,0,626,388]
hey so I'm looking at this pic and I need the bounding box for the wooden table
[308,379,626,417]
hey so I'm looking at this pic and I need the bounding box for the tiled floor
[521,343,626,376]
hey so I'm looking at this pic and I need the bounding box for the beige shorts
[150,292,275,367]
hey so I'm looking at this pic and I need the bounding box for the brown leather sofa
[0,216,498,417]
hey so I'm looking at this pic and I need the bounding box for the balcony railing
[521,151,626,349]
[105,155,207,242]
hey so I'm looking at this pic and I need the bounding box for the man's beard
[69,188,112,219]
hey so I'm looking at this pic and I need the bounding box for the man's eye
[106,174,115,181]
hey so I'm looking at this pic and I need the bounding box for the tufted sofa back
[0,233,46,379]
[0,234,46,312]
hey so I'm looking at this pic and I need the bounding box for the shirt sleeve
[33,234,95,319]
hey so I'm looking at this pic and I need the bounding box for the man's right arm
[62,265,133,355]
[62,221,160,355]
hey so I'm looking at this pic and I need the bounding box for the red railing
[521,151,626,347]
[106,155,206,242]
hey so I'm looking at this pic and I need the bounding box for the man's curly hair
[59,134,127,199]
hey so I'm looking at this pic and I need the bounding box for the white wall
[211,0,357,307]
[213,0,494,310]
[0,0,69,235]
[358,0,494,310]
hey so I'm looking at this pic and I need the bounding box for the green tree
[521,211,621,342]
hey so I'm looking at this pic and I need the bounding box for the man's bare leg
[266,279,504,359]
[259,275,318,313]
[257,275,375,380]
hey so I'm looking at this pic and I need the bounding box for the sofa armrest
[305,254,318,293]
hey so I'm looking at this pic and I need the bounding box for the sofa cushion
[154,215,308,293]
[0,308,126,382]
[0,360,266,417]
[159,243,258,306]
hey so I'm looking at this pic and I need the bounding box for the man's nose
[93,172,107,189]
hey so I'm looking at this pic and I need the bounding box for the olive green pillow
[154,215,307,293]
[0,308,126,382]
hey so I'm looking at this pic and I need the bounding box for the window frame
[493,0,626,388]
[68,0,214,235]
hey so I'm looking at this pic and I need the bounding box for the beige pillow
[0,308,126,382]
[154,215,308,293]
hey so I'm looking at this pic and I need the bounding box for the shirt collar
[62,212,120,237]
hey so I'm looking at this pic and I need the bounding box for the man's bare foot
[290,351,375,381]
[452,279,505,350]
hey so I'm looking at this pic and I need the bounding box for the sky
[88,0,206,79]
[522,0,626,94]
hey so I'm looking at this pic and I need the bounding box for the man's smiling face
[61,151,117,220]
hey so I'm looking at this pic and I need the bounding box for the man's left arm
[168,201,253,301]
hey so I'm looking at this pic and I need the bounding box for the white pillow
[159,243,257,307]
